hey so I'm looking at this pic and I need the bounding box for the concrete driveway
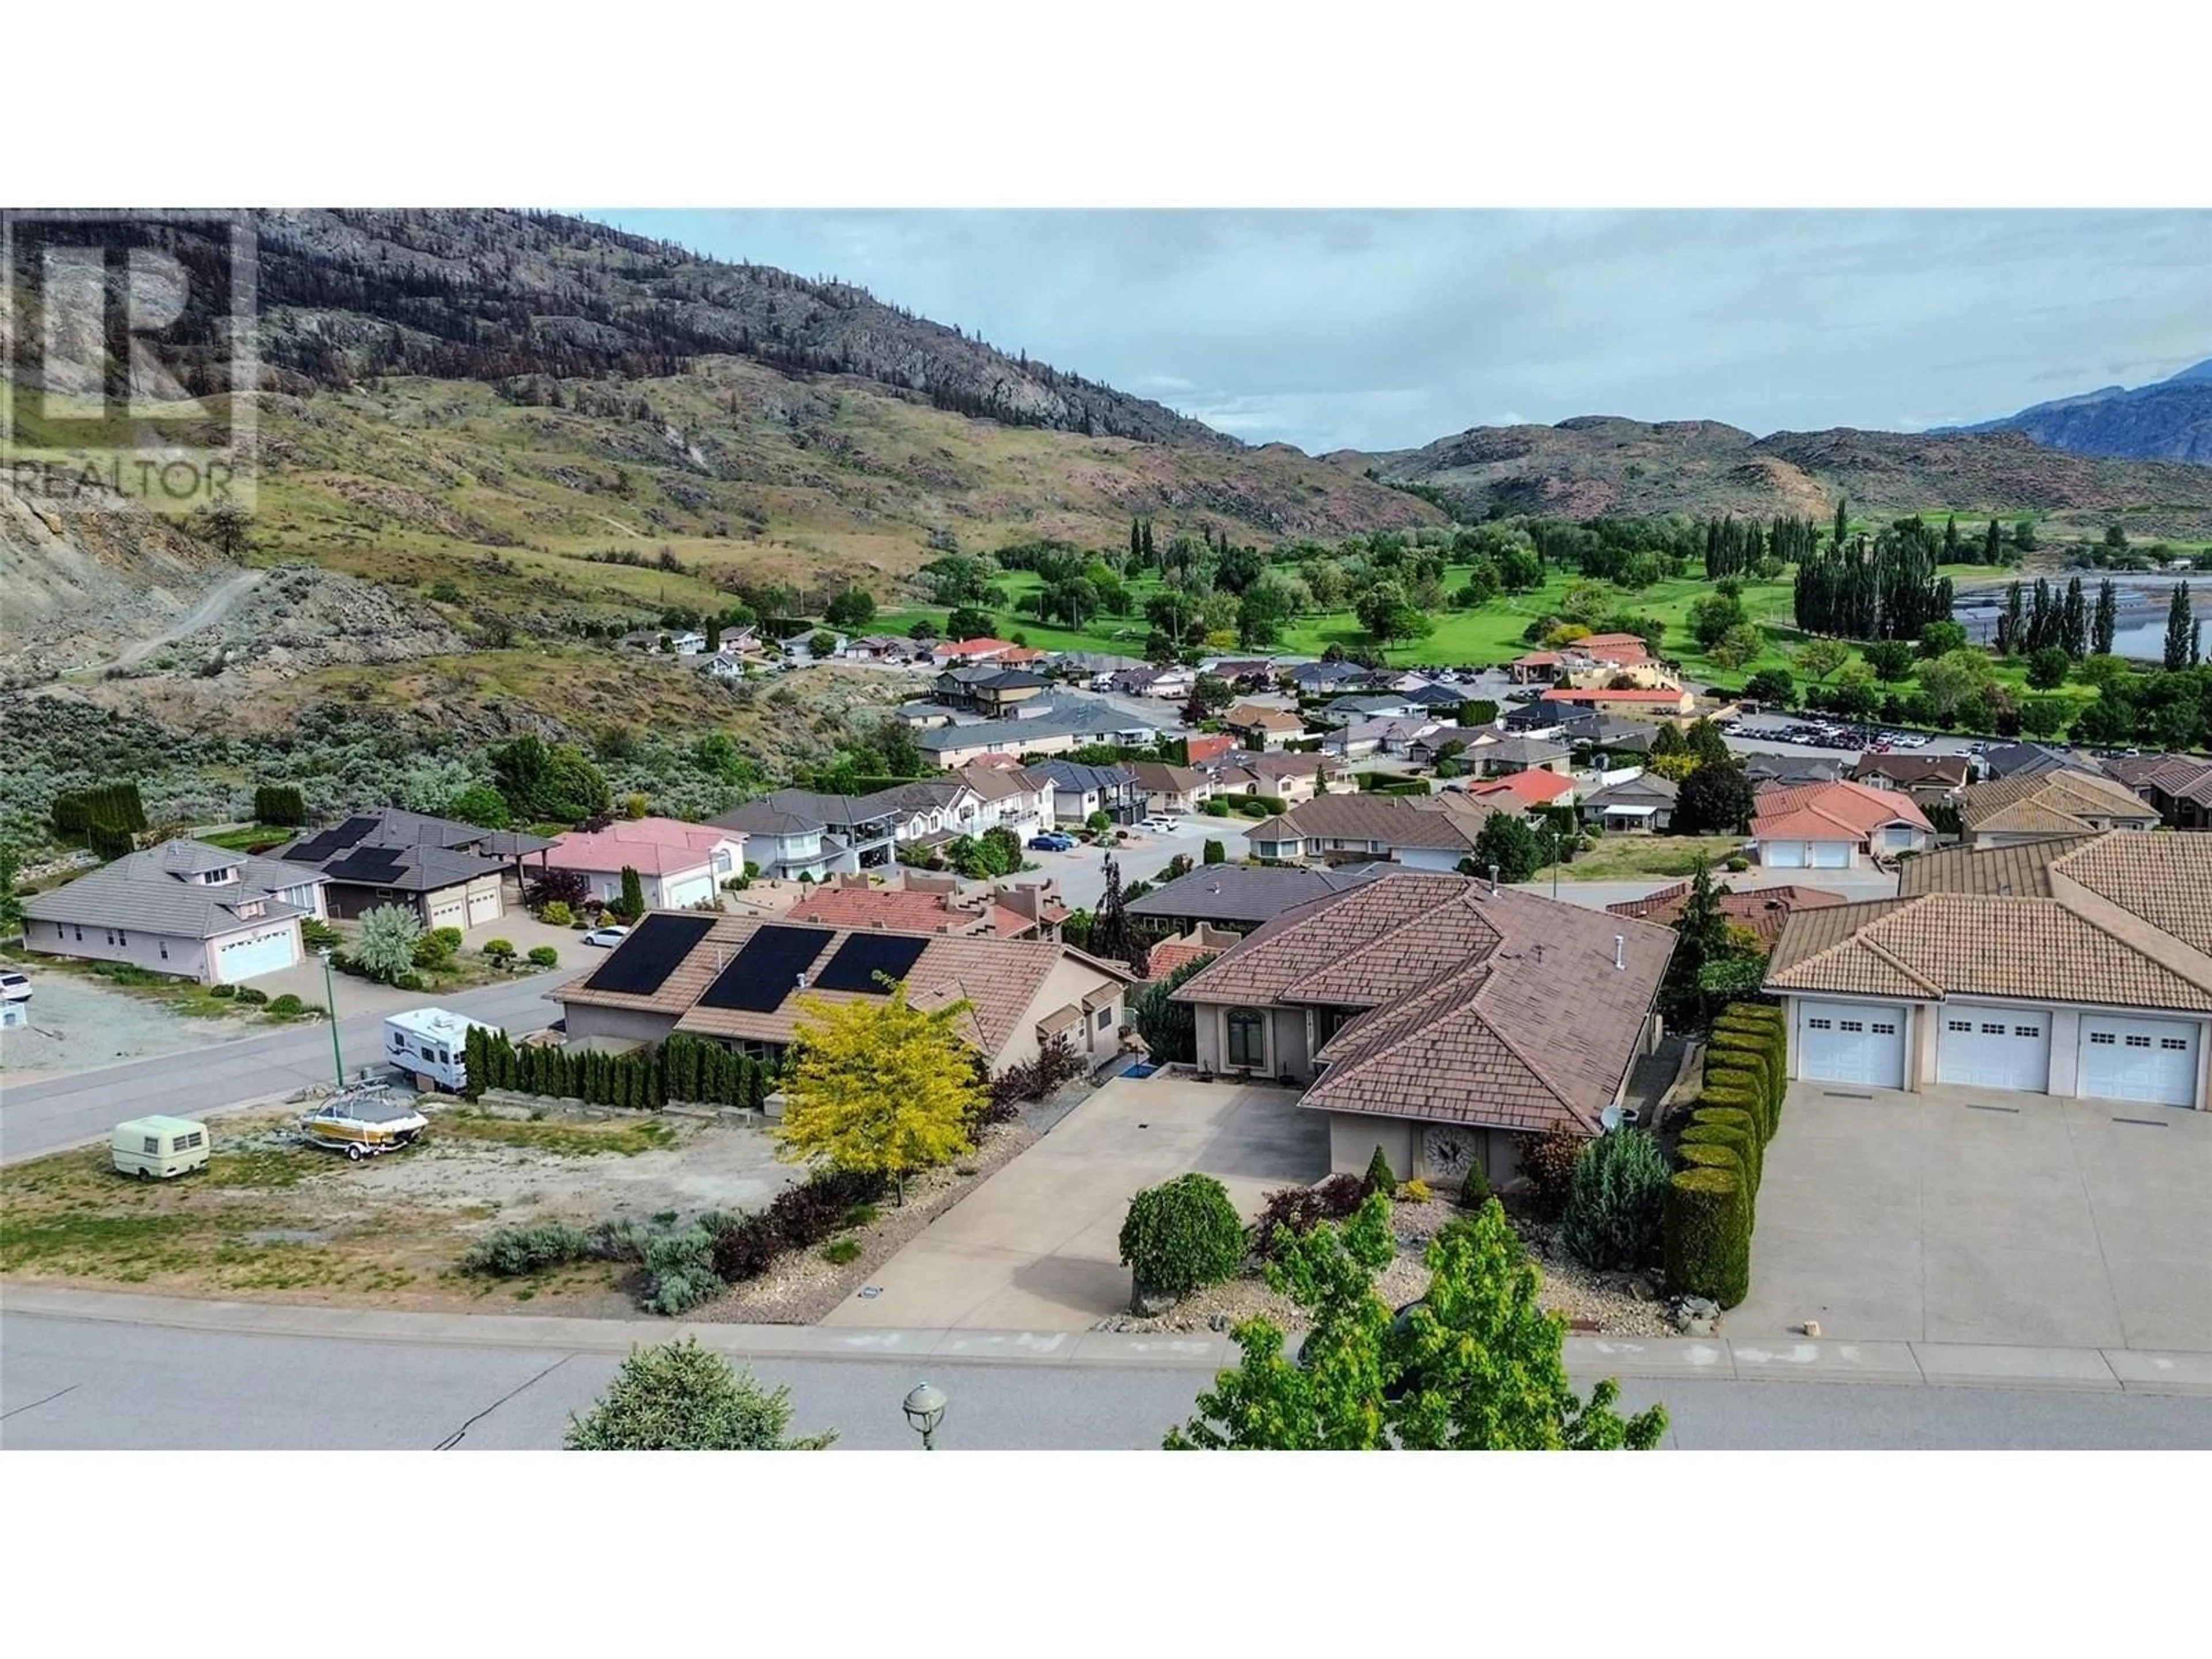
[1735,1083,2212,1351]
[823,1075,1328,1332]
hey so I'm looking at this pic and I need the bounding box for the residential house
[1465,768,1577,812]
[1108,663,1195,700]
[1222,703,1306,751]
[935,664,1053,717]
[840,634,925,663]
[779,631,847,662]
[1974,741,2100,782]
[1184,732,1237,767]
[1031,760,1143,825]
[1401,681,1475,713]
[1579,771,1679,832]
[930,637,1046,669]
[21,838,329,986]
[274,808,555,929]
[1766,831,2212,1108]
[710,794,887,882]
[1538,686,1699,724]
[1751,779,1934,869]
[1608,880,1846,947]
[1851,752,1971,808]
[1465,734,1571,777]
[1321,693,1418,726]
[1204,659,1279,688]
[2104,753,2212,830]
[1211,751,1330,806]
[544,819,747,911]
[1747,756,1846,793]
[1403,727,1503,768]
[1049,651,1147,679]
[1956,770,2161,849]
[1321,715,1439,762]
[553,912,1132,1073]
[1141,922,1248,981]
[1125,864,1392,934]
[1170,872,1676,1184]
[957,763,1057,842]
[893,700,959,729]
[914,698,1157,768]
[1128,762,1215,817]
[1243,793,1503,870]
[1499,702,1569,737]
[1505,631,1654,684]
[1284,661,1374,696]
[786,872,1040,940]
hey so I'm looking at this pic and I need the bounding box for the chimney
[1614,934,1626,970]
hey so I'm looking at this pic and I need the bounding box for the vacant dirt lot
[0,1105,801,1315]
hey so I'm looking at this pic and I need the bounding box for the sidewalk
[8,1285,2211,1394]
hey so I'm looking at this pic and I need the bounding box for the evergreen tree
[1942,514,1959,563]
[1130,518,1141,561]
[1831,498,1847,552]
[1140,520,1154,562]
[1995,581,2024,656]
[2093,579,2119,656]
[1983,518,2003,565]
[2061,576,2088,660]
[2165,583,2194,673]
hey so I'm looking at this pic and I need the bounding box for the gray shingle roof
[24,839,324,939]
[1124,863,1391,925]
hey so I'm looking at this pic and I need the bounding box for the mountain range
[1934,358,2212,464]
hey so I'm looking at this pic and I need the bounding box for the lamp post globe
[902,1380,948,1449]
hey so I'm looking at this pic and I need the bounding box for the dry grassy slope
[1369,415,2212,535]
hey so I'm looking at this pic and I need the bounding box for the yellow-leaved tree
[773,984,983,1205]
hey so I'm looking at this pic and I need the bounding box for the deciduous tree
[355,903,425,983]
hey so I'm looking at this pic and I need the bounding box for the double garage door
[1796,1000,1907,1089]
[2080,1016,2199,1107]
[1764,841,1854,869]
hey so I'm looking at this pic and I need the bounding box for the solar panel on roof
[582,912,717,997]
[329,816,380,847]
[324,849,406,882]
[814,933,927,994]
[696,925,830,1013]
[290,832,346,861]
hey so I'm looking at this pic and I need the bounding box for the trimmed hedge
[1707,1005,1786,1137]
[1703,1065,1772,1142]
[1664,1167,1751,1308]
[1676,1142,1745,1180]
[1691,1105,1762,1191]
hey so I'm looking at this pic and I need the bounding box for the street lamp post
[319,947,345,1088]
[902,1380,948,1450]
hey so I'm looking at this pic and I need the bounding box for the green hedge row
[1661,1001,1787,1309]
[461,1027,771,1111]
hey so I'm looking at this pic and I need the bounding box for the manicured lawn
[1548,833,1748,881]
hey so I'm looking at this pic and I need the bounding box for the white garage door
[2080,1016,2200,1107]
[1936,1005,2051,1092]
[661,873,712,908]
[215,925,297,984]
[1809,840,1853,868]
[1764,841,1807,868]
[466,887,502,927]
[1796,1000,1906,1089]
[429,892,464,929]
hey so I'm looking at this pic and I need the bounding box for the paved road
[1030,818,1228,912]
[0,971,571,1164]
[6,1310,2209,1449]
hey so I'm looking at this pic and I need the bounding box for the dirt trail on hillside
[105,568,265,669]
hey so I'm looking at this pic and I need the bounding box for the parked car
[0,970,31,1004]
[1028,832,1077,852]
[579,925,630,948]
[1138,815,1181,832]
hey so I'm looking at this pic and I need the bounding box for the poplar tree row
[462,1027,771,1111]
[1791,520,1955,641]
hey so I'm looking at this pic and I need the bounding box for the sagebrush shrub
[459,1223,593,1277]
[643,1227,724,1316]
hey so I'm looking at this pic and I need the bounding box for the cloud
[593,209,2212,452]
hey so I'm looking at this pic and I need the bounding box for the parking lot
[1734,1082,2212,1352]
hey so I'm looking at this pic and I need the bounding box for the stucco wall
[1329,1113,1414,1181]
[562,1002,681,1048]
[24,916,215,982]
[1006,957,1127,1070]
[1395,846,1463,872]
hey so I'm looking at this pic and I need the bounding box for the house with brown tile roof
[2101,752,2212,830]
[552,912,1131,1074]
[1243,791,1504,870]
[1956,768,2161,849]
[1607,880,1846,947]
[1222,703,1307,750]
[1127,761,1215,816]
[1850,752,1971,805]
[1751,779,1933,869]
[1169,872,1676,1186]
[1210,750,1330,806]
[785,877,1036,941]
[1763,830,2212,1109]
[1141,923,1244,983]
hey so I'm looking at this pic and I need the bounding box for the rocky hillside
[1357,414,2212,535]
[1936,358,2212,465]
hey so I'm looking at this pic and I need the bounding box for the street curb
[10,1286,2211,1393]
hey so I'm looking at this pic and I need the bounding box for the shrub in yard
[642,1227,725,1316]
[209,983,237,999]
[1675,1142,1745,1181]
[822,1238,861,1265]
[1559,1127,1671,1271]
[483,938,516,967]
[1663,1167,1751,1307]
[988,1034,1087,1110]
[1119,1173,1245,1303]
[527,945,559,968]
[393,971,427,993]
[1691,1105,1761,1188]
[564,1338,832,1450]
[1361,1144,1397,1196]
[710,1214,784,1282]
[460,1223,593,1277]
[1456,1161,1492,1209]
[1397,1178,1433,1204]
[1249,1175,1366,1259]
[1723,855,1751,873]
[233,986,268,1005]
[540,900,574,927]
[1702,1064,1771,1142]
[586,1218,652,1263]
[1679,1123,1758,1213]
[842,1203,880,1229]
[1516,1124,1587,1220]
[267,993,305,1017]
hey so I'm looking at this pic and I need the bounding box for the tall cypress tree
[2165,583,2194,672]
[1942,514,1960,563]
[2061,576,2088,660]
[1831,498,1848,552]
[1984,518,2003,565]
[2093,579,2119,656]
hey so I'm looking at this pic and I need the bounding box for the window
[2126,1035,2152,1048]
[1807,1017,1832,1031]
[1226,1007,1267,1069]
[1094,1007,1112,1032]
[142,1137,160,1155]
[389,1032,407,1051]
[2160,1037,2189,1051]
[2090,1031,2116,1046]
[180,1132,203,1150]
[74,926,82,941]
[158,940,168,959]
[1872,1021,1897,1035]
[1947,1020,1971,1033]
[118,930,128,946]
[104,930,115,946]
[2013,1025,2040,1039]
[1981,1023,2005,1035]
[1840,1020,1864,1033]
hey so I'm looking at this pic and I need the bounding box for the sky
[593,210,2210,454]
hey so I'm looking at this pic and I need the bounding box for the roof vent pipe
[1614,935,1626,970]
[1488,863,1499,896]
[795,972,808,990]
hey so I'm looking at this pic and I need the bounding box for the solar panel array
[324,848,406,882]
[581,913,718,996]
[287,816,382,863]
[814,933,927,994]
[696,925,830,1013]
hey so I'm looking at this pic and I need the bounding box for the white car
[1138,816,1181,832]
[579,926,631,948]
[0,970,31,1003]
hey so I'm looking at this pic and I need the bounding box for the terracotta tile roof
[786,885,1031,938]
[552,913,1126,1062]
[1958,770,2160,835]
[934,637,1025,660]
[1767,892,2212,1014]
[1752,779,1932,843]
[1225,703,1304,733]
[1897,837,2086,897]
[1172,873,1676,1135]
[1184,733,1236,764]
[1607,881,1847,947]
[1468,768,1573,807]
[2049,830,2212,960]
[1851,753,1969,789]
